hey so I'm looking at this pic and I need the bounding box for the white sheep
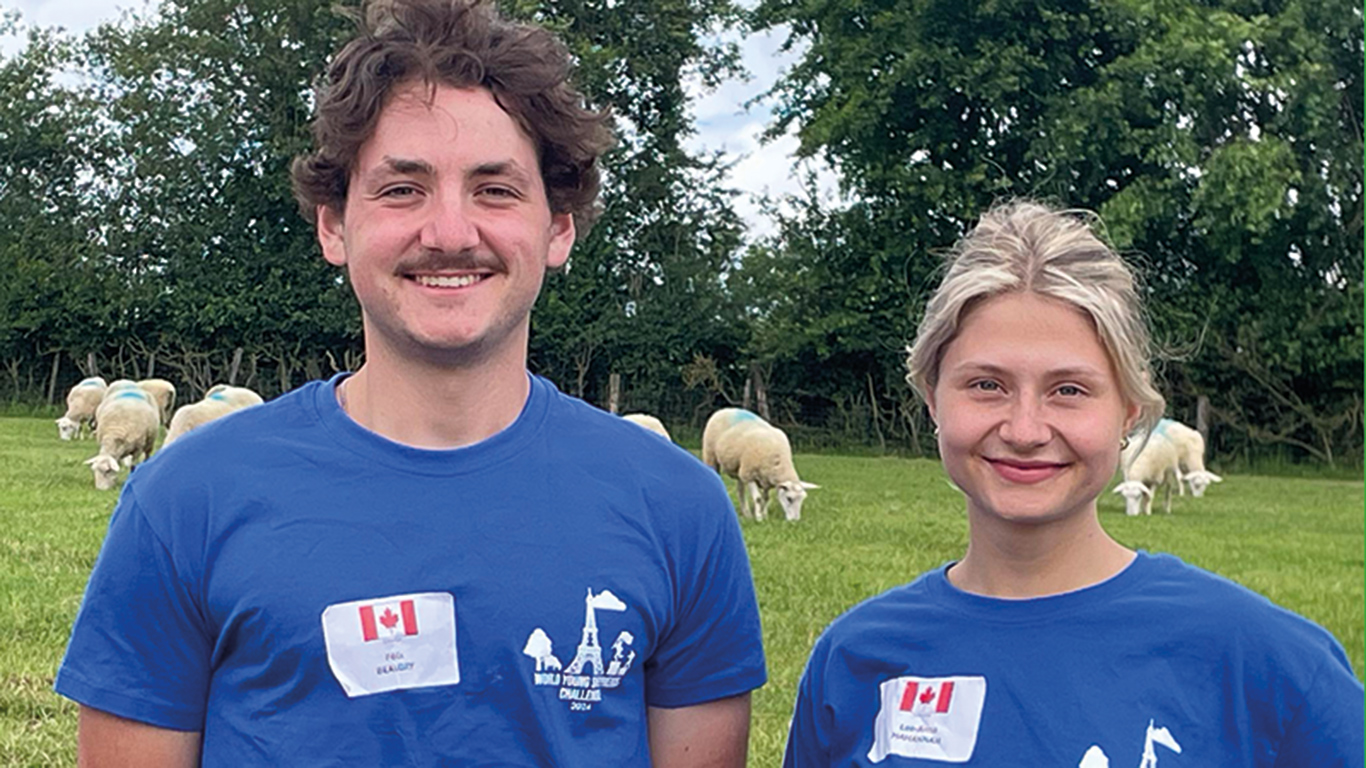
[621,413,671,441]
[163,387,264,446]
[203,384,265,409]
[136,378,177,425]
[85,388,159,490]
[1154,419,1223,497]
[56,377,107,440]
[701,408,819,521]
[1113,431,1183,516]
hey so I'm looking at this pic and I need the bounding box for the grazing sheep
[1154,419,1223,497]
[203,384,265,409]
[701,408,819,521]
[85,389,159,490]
[163,388,263,446]
[104,379,141,395]
[56,377,107,440]
[621,413,671,441]
[1114,432,1183,516]
[136,378,177,425]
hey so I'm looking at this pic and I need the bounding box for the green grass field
[1,415,1361,766]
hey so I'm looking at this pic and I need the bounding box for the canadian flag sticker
[868,675,987,763]
[321,592,459,698]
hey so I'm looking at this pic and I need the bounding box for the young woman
[783,201,1363,767]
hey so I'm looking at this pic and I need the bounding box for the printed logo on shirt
[1078,719,1183,768]
[524,587,636,713]
[868,675,987,763]
[321,592,459,698]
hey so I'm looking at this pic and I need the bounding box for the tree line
[0,0,1359,466]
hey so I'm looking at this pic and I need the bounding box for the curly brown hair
[291,0,615,235]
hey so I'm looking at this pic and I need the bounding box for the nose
[419,191,480,253]
[999,397,1051,448]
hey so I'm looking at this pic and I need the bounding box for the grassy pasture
[1,415,1361,766]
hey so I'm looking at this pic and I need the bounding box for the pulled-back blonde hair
[905,200,1165,434]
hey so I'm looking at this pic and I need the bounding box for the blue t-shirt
[57,374,767,766]
[785,552,1363,767]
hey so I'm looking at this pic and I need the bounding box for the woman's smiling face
[927,291,1138,528]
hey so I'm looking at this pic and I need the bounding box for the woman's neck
[948,511,1134,599]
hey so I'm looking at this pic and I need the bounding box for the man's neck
[339,351,531,450]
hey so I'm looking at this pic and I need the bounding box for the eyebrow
[358,157,535,186]
[950,362,1108,380]
[359,157,435,186]
[468,160,535,186]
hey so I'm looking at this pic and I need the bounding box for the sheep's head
[776,481,820,521]
[1112,480,1151,517]
[56,417,78,441]
[1185,470,1222,497]
[85,455,122,491]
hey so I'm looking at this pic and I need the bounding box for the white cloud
[588,590,626,611]
[1,0,147,56]
[685,23,840,242]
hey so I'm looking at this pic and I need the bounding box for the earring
[934,425,941,437]
[1120,436,1130,450]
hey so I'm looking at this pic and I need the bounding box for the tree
[752,0,1362,462]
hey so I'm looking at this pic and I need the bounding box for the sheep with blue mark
[85,387,160,490]
[701,408,819,521]
[163,385,265,446]
[56,376,107,440]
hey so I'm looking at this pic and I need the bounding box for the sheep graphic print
[524,588,637,711]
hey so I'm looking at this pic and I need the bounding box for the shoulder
[1135,552,1353,673]
[808,570,946,663]
[131,382,324,486]
[536,377,722,488]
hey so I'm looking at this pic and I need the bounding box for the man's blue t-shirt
[57,374,767,766]
[784,552,1363,767]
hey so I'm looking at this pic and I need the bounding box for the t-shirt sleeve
[54,484,211,731]
[783,634,832,768]
[642,473,767,708]
[1275,639,1365,768]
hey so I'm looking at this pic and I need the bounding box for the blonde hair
[905,200,1165,434]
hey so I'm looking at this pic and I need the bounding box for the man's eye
[970,380,1001,392]
[381,186,418,198]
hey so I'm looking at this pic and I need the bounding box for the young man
[54,1,766,765]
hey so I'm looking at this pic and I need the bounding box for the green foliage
[752,0,1363,465]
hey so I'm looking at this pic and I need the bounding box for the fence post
[608,373,621,414]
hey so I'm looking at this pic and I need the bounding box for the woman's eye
[970,380,1001,392]
[1056,384,1085,397]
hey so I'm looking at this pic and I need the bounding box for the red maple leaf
[919,688,935,705]
[380,607,400,630]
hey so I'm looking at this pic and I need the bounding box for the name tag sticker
[321,592,459,698]
[868,675,987,763]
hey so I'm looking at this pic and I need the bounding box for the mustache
[397,250,502,274]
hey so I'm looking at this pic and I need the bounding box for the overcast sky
[1,0,838,240]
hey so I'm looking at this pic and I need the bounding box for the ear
[1209,473,1223,483]
[83,456,99,466]
[923,388,938,428]
[801,482,820,490]
[545,211,575,270]
[317,204,348,267]
[1122,400,1141,435]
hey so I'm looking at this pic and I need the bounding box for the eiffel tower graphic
[566,588,604,675]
